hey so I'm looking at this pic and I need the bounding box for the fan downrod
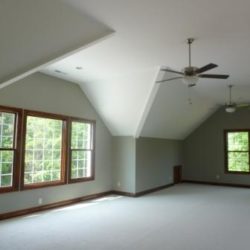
[187,38,194,67]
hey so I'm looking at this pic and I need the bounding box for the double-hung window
[225,130,250,173]
[22,112,67,188]
[0,105,96,193]
[69,119,95,182]
[0,107,21,192]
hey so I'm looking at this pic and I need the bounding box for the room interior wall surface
[0,73,113,214]
[183,108,250,185]
[136,137,183,193]
[112,136,136,193]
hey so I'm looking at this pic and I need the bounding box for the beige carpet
[1,183,250,250]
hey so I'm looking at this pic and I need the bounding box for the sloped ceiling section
[42,39,158,136]
[41,0,250,139]
[140,76,217,140]
[0,0,113,88]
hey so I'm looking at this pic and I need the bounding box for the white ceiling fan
[157,38,229,87]
[225,85,250,113]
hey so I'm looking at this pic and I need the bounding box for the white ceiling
[0,0,112,88]
[41,0,250,139]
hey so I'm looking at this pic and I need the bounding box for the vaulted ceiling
[2,0,250,139]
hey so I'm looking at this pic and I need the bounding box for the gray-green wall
[112,137,136,193]
[0,73,113,214]
[136,137,183,193]
[0,73,185,214]
[112,137,183,194]
[184,108,250,185]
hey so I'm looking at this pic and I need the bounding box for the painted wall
[112,137,136,193]
[183,108,250,184]
[136,137,183,193]
[0,73,112,214]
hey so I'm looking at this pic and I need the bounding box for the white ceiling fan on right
[225,85,250,113]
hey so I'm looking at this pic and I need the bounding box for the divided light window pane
[24,116,63,185]
[227,132,248,151]
[71,122,91,149]
[70,121,92,179]
[0,112,15,188]
[228,152,249,172]
[226,131,250,173]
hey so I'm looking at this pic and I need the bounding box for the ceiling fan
[157,38,229,87]
[225,85,250,113]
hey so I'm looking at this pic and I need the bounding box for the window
[0,107,21,192]
[0,112,16,188]
[0,105,96,193]
[69,119,95,182]
[225,130,250,173]
[22,112,67,188]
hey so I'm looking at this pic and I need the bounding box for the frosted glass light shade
[182,75,199,86]
[225,106,236,113]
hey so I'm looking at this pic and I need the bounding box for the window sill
[22,180,66,190]
[0,186,17,193]
[225,171,250,175]
[68,176,95,184]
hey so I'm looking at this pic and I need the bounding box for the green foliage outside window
[0,112,15,187]
[71,122,92,179]
[24,116,63,184]
[227,132,249,172]
[0,106,96,192]
[71,122,91,149]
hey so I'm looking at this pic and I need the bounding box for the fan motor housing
[183,66,198,76]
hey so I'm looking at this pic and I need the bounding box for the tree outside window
[23,113,66,188]
[225,130,250,173]
[0,112,15,187]
[69,120,95,182]
[0,105,96,193]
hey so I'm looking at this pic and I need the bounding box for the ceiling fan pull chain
[187,85,193,105]
[229,85,232,104]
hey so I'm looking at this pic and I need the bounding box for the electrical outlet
[117,181,121,187]
[216,174,220,180]
[38,198,43,205]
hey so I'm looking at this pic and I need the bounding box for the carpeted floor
[1,183,250,250]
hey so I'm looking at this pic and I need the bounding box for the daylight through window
[225,130,250,173]
[0,112,15,188]
[24,115,65,186]
[0,105,96,193]
[70,120,94,181]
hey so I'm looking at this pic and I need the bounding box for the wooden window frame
[224,129,250,175]
[68,118,95,183]
[21,110,68,190]
[0,106,22,193]
[0,105,96,193]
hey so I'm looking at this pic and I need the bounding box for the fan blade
[156,77,183,84]
[195,63,218,74]
[199,74,229,79]
[160,68,184,75]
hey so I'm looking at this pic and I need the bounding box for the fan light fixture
[225,85,236,113]
[225,105,236,113]
[182,75,199,87]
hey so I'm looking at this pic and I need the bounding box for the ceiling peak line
[134,67,162,138]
